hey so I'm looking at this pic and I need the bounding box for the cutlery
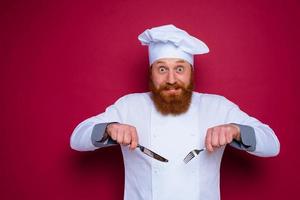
[137,144,168,162]
[107,138,168,163]
[183,148,206,164]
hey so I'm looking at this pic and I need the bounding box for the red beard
[149,75,194,115]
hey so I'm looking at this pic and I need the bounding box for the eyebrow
[155,61,166,64]
[155,60,187,64]
[175,60,187,63]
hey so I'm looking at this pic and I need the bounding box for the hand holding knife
[104,123,168,163]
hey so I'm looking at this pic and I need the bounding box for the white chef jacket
[70,92,280,200]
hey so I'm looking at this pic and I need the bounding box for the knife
[137,144,168,162]
[107,138,168,162]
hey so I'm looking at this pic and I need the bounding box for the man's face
[149,58,194,115]
[151,58,192,95]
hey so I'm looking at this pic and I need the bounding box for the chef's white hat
[138,24,209,66]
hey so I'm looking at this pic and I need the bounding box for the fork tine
[183,155,190,163]
[183,148,206,164]
[183,151,195,163]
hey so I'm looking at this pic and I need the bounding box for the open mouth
[163,88,181,95]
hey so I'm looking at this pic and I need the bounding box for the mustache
[159,83,184,91]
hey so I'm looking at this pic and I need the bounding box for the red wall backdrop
[1,0,299,199]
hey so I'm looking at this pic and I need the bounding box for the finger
[226,130,233,143]
[219,127,227,146]
[205,128,214,152]
[116,128,124,144]
[130,127,138,149]
[211,127,220,148]
[123,129,131,145]
[231,125,241,141]
[110,127,117,141]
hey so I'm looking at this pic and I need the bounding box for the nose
[167,71,176,84]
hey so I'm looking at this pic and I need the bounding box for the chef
[70,24,280,200]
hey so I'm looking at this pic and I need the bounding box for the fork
[183,148,206,164]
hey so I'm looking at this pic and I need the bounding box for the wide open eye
[176,66,184,73]
[158,66,167,73]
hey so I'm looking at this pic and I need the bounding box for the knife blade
[137,144,168,162]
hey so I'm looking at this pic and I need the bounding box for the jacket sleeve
[70,102,123,152]
[226,101,280,157]
[229,124,256,151]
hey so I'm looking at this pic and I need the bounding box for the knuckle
[205,133,211,141]
[111,130,117,137]
[131,126,137,132]
[226,126,231,132]
[131,127,138,137]
[123,135,130,143]
[117,138,122,144]
[129,127,135,132]
[211,139,218,147]
[220,140,226,146]
[110,123,118,130]
[212,130,218,137]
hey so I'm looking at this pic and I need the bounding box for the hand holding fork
[184,124,241,163]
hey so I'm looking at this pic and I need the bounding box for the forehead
[153,58,190,66]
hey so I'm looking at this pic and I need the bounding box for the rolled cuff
[230,124,256,152]
[91,123,118,148]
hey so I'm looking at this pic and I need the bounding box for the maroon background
[1,0,299,199]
